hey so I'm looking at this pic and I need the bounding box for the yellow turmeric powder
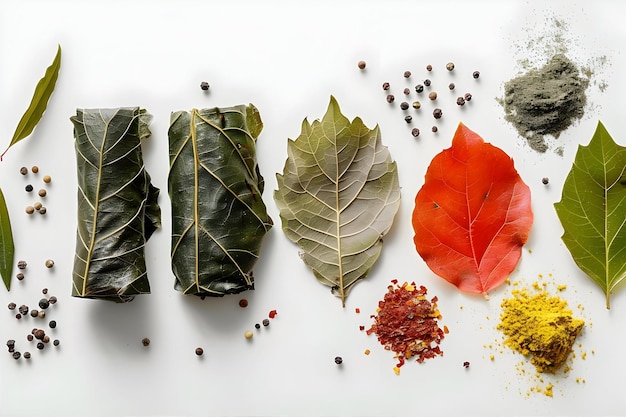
[497,289,584,373]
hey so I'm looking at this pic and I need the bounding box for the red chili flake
[355,308,360,314]
[391,279,398,285]
[359,325,365,331]
[268,309,278,319]
[366,281,445,367]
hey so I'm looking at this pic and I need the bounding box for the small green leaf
[555,121,626,309]
[1,44,62,161]
[0,187,14,290]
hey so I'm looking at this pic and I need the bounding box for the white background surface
[0,1,625,416]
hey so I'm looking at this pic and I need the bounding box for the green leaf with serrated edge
[274,96,401,307]
[1,45,62,161]
[70,108,161,302]
[555,121,626,309]
[0,187,14,290]
[168,105,272,297]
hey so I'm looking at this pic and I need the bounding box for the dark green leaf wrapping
[71,108,161,302]
[168,105,272,296]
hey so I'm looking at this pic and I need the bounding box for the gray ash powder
[502,54,589,153]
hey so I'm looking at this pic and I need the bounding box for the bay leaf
[1,45,61,160]
[555,121,626,309]
[274,96,400,307]
[0,187,14,290]
[168,105,272,296]
[71,107,161,302]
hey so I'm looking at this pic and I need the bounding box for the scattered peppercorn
[403,71,411,78]
[34,329,45,340]
[404,115,413,123]
[473,71,480,79]
[428,92,437,101]
[31,166,39,174]
[255,323,261,329]
[456,97,466,106]
[415,84,424,93]
[49,320,56,329]
[386,94,395,103]
[463,361,470,368]
[200,82,210,91]
[36,342,44,350]
[244,330,254,339]
[38,299,50,310]
[15,314,21,320]
[12,351,21,360]
[39,207,47,215]
[449,83,455,90]
[403,88,410,95]
[542,177,550,185]
[33,202,42,210]
[412,101,421,109]
[446,62,455,71]
[42,288,48,295]
[400,102,409,110]
[141,338,150,347]
[8,302,16,310]
[357,60,366,70]
[43,175,51,183]
[262,318,270,327]
[45,259,54,269]
[53,339,59,346]
[423,79,431,87]
[432,126,438,133]
[411,128,420,138]
[25,184,33,192]
[48,296,57,305]
[30,309,39,318]
[16,273,24,281]
[433,108,443,119]
[17,261,27,270]
[195,347,204,356]
[464,93,472,101]
[43,335,50,344]
[20,167,28,175]
[23,352,31,359]
[426,64,432,71]
[38,311,45,319]
[27,334,33,341]
[6,339,15,348]
[334,356,343,365]
[25,206,34,214]
[238,299,248,308]
[382,82,390,91]
[18,305,28,315]
[38,189,46,197]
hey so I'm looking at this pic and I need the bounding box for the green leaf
[555,121,626,309]
[168,105,272,296]
[274,96,401,307]
[70,108,161,302]
[1,45,62,160]
[0,187,14,290]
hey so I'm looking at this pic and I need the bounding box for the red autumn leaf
[412,123,533,296]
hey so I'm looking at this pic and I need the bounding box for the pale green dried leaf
[274,96,400,307]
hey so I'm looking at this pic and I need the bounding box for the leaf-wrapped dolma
[71,107,161,302]
[168,104,272,296]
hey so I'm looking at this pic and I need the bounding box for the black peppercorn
[39,207,47,215]
[404,115,413,123]
[16,273,24,281]
[49,320,56,329]
[456,97,466,106]
[34,329,45,340]
[8,302,16,310]
[42,288,48,295]
[36,342,44,350]
[12,351,20,360]
[473,71,480,79]
[19,167,28,175]
[255,323,261,329]
[141,338,150,347]
[403,88,410,95]
[27,335,33,341]
[464,93,472,101]
[463,361,470,368]
[334,356,343,365]
[426,64,432,71]
[43,335,50,344]
[386,94,395,103]
[17,260,27,270]
[433,108,443,119]
[449,83,455,90]
[415,84,424,93]
[25,184,33,192]
[18,305,28,315]
[200,81,210,91]
[48,296,57,304]
[400,102,409,110]
[195,347,204,356]
[411,128,420,138]
[23,352,31,359]
[446,62,455,71]
[262,318,270,327]
[432,126,438,133]
[15,313,21,320]
[423,79,431,87]
[382,82,390,91]
[38,299,50,310]
[30,309,39,318]
[6,339,15,348]
[53,339,59,346]
[542,177,549,185]
[403,70,411,78]
[357,60,366,70]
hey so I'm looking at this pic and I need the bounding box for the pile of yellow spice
[497,288,584,373]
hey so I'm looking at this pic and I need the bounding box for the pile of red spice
[367,281,446,373]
